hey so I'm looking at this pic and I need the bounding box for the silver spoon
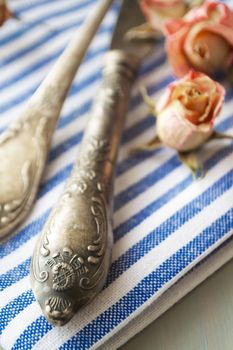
[0,0,114,240]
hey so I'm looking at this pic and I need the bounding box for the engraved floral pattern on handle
[30,51,140,326]
[0,113,51,240]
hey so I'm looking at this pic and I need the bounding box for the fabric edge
[98,237,233,350]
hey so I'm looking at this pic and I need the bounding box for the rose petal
[164,1,233,77]
[155,70,225,151]
[157,100,213,151]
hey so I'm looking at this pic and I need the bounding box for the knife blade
[30,0,155,326]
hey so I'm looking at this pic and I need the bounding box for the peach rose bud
[140,0,187,32]
[165,1,233,77]
[156,70,225,152]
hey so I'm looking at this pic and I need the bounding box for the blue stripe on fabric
[0,49,165,143]
[0,46,106,113]
[55,54,167,130]
[1,0,233,348]
[114,155,180,211]
[12,207,233,350]
[40,94,233,200]
[121,114,155,144]
[39,76,169,188]
[0,59,168,227]
[115,160,188,238]
[217,112,233,132]
[0,210,50,259]
[0,289,35,335]
[49,114,155,179]
[42,67,169,170]
[0,80,233,264]
[0,0,94,46]
[0,21,112,70]
[57,100,91,130]
[0,52,232,260]
[0,49,229,140]
[0,50,165,114]
[12,0,87,14]
[39,165,73,198]
[2,139,233,300]
[0,142,163,261]
[114,143,233,242]
[1,159,180,293]
[1,86,233,338]
[0,51,164,135]
[0,258,30,292]
[106,166,233,286]
[45,78,233,174]
[1,144,233,335]
[0,54,168,209]
[59,208,233,350]
[12,315,53,350]
[116,149,159,176]
[1,32,231,128]
[0,46,65,89]
[1,112,233,263]
[49,132,83,163]
[0,41,162,98]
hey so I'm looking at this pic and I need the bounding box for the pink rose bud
[165,1,233,77]
[140,0,187,32]
[156,70,225,151]
[0,0,11,26]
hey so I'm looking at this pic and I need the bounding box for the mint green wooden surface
[120,258,233,350]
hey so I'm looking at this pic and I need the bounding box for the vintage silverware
[30,0,155,326]
[0,0,113,240]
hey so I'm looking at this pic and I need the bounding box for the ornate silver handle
[30,51,139,326]
[0,0,113,240]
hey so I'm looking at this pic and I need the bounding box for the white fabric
[0,1,233,349]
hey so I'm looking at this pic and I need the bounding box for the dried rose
[128,0,204,43]
[165,1,233,77]
[140,0,187,32]
[136,70,232,178]
[0,0,11,26]
[156,70,224,151]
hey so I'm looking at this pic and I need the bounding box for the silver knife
[30,0,154,326]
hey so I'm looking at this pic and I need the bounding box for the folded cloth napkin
[1,0,233,349]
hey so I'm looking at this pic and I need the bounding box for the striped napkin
[1,0,233,349]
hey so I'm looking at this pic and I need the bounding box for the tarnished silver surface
[30,0,155,326]
[0,0,113,240]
